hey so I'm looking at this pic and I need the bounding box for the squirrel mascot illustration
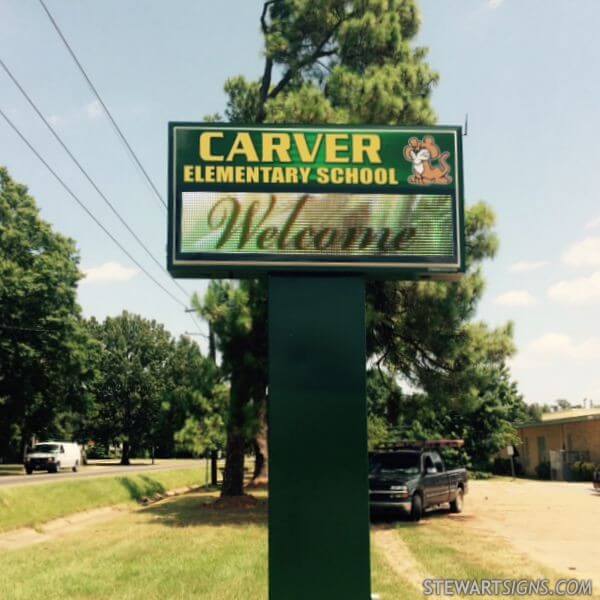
[403,136,452,185]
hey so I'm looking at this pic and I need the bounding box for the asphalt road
[0,459,208,488]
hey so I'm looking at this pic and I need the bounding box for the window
[423,455,435,473]
[369,452,420,475]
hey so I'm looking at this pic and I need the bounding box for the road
[0,459,208,488]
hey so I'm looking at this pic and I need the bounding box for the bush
[468,470,493,480]
[535,461,551,480]
[85,445,109,460]
[492,457,523,476]
[570,461,596,482]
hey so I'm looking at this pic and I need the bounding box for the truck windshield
[369,453,420,475]
[31,444,59,454]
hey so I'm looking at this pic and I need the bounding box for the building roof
[519,407,600,429]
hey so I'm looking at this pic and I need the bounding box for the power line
[38,0,167,211]
[0,57,191,303]
[188,312,209,339]
[0,106,188,311]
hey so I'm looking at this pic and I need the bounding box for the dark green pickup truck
[369,445,468,521]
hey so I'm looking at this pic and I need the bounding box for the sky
[1,0,600,406]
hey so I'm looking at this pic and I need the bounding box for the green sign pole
[268,275,371,599]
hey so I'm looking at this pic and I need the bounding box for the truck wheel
[450,488,464,513]
[72,461,79,473]
[25,467,33,475]
[410,494,423,522]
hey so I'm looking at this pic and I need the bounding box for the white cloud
[548,271,600,305]
[509,260,549,273]
[494,290,537,307]
[585,216,600,230]
[488,0,504,8]
[81,261,139,284]
[512,332,600,369]
[85,99,103,120]
[562,236,600,267]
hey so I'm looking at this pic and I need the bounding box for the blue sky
[1,0,600,406]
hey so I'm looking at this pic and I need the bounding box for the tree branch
[267,20,343,100]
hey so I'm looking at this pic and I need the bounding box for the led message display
[168,124,464,278]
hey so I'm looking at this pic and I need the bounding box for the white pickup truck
[24,442,81,474]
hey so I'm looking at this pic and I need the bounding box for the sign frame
[167,122,465,280]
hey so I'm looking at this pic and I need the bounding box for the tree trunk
[221,431,245,496]
[207,324,219,488]
[220,370,249,497]
[250,398,268,486]
[211,450,218,486]
[121,440,131,465]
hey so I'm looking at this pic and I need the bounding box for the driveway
[465,478,600,587]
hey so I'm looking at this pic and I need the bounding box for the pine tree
[202,0,519,495]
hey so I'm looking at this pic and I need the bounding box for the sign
[168,123,464,279]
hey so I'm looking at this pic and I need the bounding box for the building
[517,408,600,480]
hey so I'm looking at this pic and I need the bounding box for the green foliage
[570,461,596,482]
[0,167,96,461]
[367,415,393,450]
[204,0,525,491]
[86,313,175,462]
[159,336,225,458]
[194,281,267,495]
[366,203,524,467]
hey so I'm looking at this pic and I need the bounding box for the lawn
[0,467,207,533]
[2,489,594,600]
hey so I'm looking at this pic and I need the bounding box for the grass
[0,464,25,477]
[0,467,207,533]
[0,492,268,600]
[0,490,420,600]
[1,484,597,599]
[390,511,600,600]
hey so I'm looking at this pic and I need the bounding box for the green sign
[168,123,464,279]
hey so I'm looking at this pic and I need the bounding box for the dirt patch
[210,494,260,510]
[372,524,454,599]
[464,479,600,588]
[0,506,124,550]
[0,484,205,550]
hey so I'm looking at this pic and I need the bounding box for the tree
[0,167,94,462]
[200,0,439,497]
[555,398,571,411]
[203,0,522,492]
[367,204,525,465]
[194,280,268,496]
[87,312,174,465]
[162,335,226,459]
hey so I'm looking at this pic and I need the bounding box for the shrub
[535,461,551,480]
[570,461,596,482]
[492,457,523,476]
[468,470,493,480]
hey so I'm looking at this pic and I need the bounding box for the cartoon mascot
[403,136,452,185]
